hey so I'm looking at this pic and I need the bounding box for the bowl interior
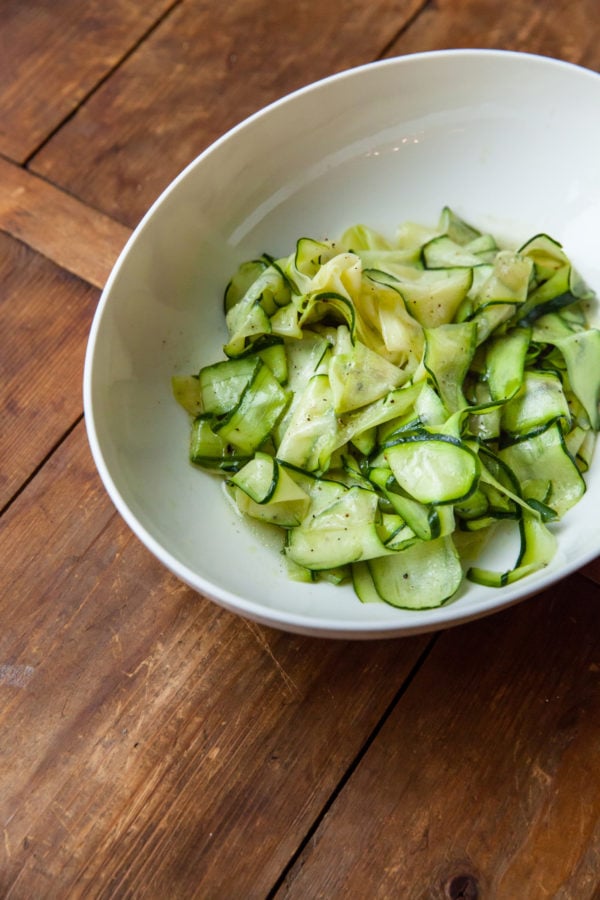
[85,50,600,637]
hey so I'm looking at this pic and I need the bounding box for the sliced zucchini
[230,454,310,526]
[554,328,600,430]
[367,266,473,328]
[334,383,422,452]
[189,415,249,471]
[352,561,383,604]
[339,223,393,252]
[422,235,493,269]
[175,210,599,612]
[438,206,481,245]
[294,237,338,277]
[368,536,463,609]
[172,374,203,416]
[516,263,590,326]
[230,452,279,504]
[284,485,391,569]
[499,422,585,518]
[485,327,531,403]
[276,373,338,473]
[501,370,571,438]
[468,510,557,587]
[423,321,477,413]
[214,360,290,453]
[198,356,259,416]
[224,301,272,357]
[224,258,268,312]
[384,434,480,505]
[329,325,404,414]
[369,466,454,542]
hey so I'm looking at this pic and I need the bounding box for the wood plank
[0,233,98,509]
[384,0,600,70]
[0,0,177,162]
[0,158,130,289]
[583,557,600,586]
[0,422,431,897]
[278,578,600,898]
[29,0,425,228]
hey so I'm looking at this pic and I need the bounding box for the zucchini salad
[173,208,600,610]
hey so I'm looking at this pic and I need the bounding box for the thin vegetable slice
[368,536,463,609]
[385,434,480,505]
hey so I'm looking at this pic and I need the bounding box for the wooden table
[2,2,600,897]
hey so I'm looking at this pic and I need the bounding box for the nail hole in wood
[446,873,479,899]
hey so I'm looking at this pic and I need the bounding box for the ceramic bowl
[84,49,600,638]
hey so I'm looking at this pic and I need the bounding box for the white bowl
[84,49,600,639]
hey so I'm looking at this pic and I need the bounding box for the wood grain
[0,422,431,897]
[278,578,600,898]
[0,0,177,162]
[385,0,600,70]
[583,557,600,587]
[0,233,98,509]
[2,1,600,896]
[0,158,130,289]
[29,0,425,228]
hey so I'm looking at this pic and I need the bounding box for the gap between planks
[265,632,440,899]
[0,156,130,290]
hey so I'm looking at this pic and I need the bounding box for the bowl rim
[83,48,600,638]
